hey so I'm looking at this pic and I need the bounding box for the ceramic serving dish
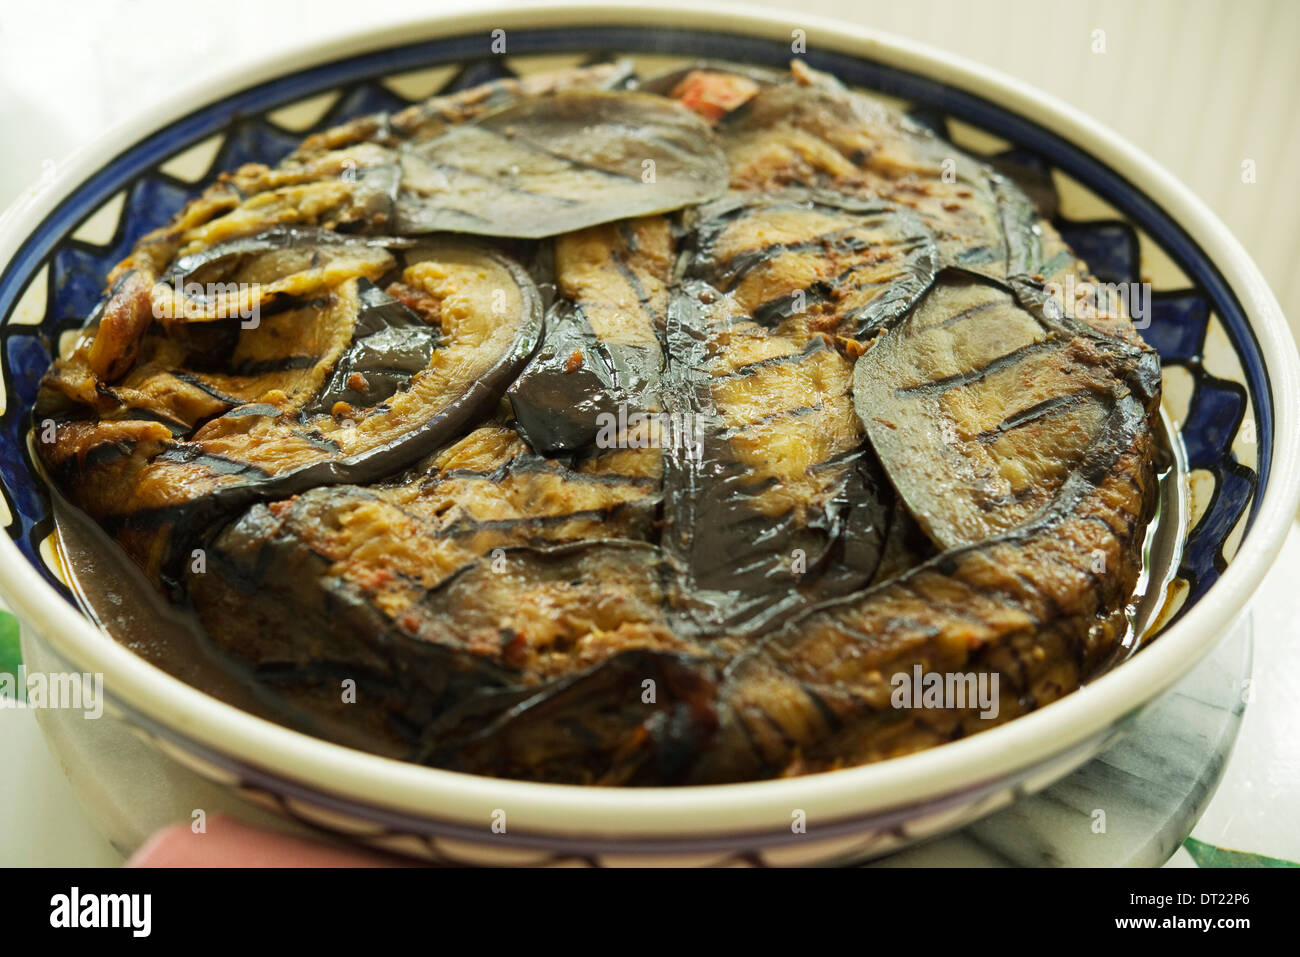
[1,3,1296,866]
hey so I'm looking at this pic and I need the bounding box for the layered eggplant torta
[35,60,1161,784]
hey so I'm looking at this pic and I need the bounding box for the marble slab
[869,615,1251,866]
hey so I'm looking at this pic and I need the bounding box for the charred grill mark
[1079,511,1125,540]
[1116,465,1146,495]
[434,454,539,482]
[709,228,867,291]
[893,576,1030,633]
[169,371,243,406]
[229,354,321,377]
[716,403,823,437]
[1041,548,1106,594]
[702,312,760,333]
[609,249,658,318]
[892,339,1064,399]
[70,441,135,474]
[718,337,829,379]
[974,390,1092,445]
[289,430,343,453]
[1009,567,1060,620]
[751,282,832,327]
[933,298,1001,330]
[757,709,799,752]
[795,686,847,728]
[107,409,192,435]
[154,446,272,478]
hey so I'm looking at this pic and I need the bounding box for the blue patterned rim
[0,24,1265,824]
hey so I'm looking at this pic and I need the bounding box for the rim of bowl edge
[0,1,1296,841]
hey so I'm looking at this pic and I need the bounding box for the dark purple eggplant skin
[393,90,729,239]
[508,301,662,455]
[428,649,721,785]
[164,225,403,284]
[306,280,439,413]
[507,301,621,454]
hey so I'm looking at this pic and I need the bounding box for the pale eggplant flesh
[36,59,1164,786]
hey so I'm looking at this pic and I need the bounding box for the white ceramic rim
[0,1,1296,841]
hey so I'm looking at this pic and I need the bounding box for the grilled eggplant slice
[39,58,1165,788]
[298,61,637,153]
[94,142,406,305]
[155,226,401,325]
[686,189,936,337]
[190,521,696,752]
[658,188,935,634]
[854,270,1159,549]
[720,70,1041,281]
[188,423,664,658]
[395,91,729,238]
[194,530,686,683]
[509,216,672,453]
[660,290,888,635]
[38,238,542,578]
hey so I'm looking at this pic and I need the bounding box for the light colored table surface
[1183,522,1300,865]
[1,0,1296,867]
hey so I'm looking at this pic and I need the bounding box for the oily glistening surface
[33,60,1163,785]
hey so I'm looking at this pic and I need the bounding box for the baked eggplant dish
[35,59,1165,785]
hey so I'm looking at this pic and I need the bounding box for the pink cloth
[127,814,417,867]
